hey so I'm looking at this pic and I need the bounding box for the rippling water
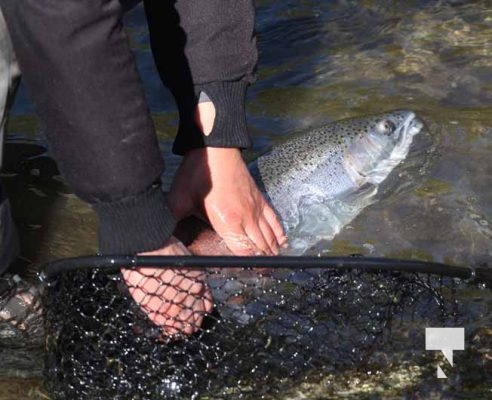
[2,0,491,398]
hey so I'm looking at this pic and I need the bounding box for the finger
[262,203,287,246]
[149,298,193,334]
[150,278,210,322]
[155,291,208,336]
[182,288,213,335]
[244,223,272,256]
[203,286,214,314]
[123,272,158,307]
[259,217,280,255]
[152,310,194,337]
[123,266,212,337]
[127,287,151,308]
[188,287,214,333]
[121,268,144,286]
[124,271,175,303]
[221,231,259,256]
[160,270,206,298]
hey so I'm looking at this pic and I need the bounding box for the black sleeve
[143,0,258,155]
[0,0,176,255]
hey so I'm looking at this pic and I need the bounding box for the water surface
[2,0,491,398]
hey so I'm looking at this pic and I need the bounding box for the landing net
[41,256,491,399]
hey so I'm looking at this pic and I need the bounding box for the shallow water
[1,0,491,398]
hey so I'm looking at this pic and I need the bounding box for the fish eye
[375,119,396,136]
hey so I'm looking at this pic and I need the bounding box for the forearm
[143,0,257,154]
[1,0,175,254]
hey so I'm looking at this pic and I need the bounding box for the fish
[184,110,423,255]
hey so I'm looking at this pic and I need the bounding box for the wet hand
[121,237,213,336]
[168,147,287,256]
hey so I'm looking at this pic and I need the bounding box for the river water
[1,0,491,398]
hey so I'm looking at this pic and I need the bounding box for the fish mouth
[397,112,423,143]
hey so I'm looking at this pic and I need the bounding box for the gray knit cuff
[92,182,176,255]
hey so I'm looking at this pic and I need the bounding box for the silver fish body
[251,110,423,254]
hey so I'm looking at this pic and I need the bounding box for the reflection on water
[1,0,491,398]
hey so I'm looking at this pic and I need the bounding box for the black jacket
[0,0,257,254]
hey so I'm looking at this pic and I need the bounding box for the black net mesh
[42,263,491,399]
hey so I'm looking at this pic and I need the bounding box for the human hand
[168,146,287,256]
[121,236,213,336]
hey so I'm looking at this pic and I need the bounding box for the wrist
[184,147,242,169]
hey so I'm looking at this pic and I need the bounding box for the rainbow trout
[251,110,423,254]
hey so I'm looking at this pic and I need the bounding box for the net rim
[39,255,491,285]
